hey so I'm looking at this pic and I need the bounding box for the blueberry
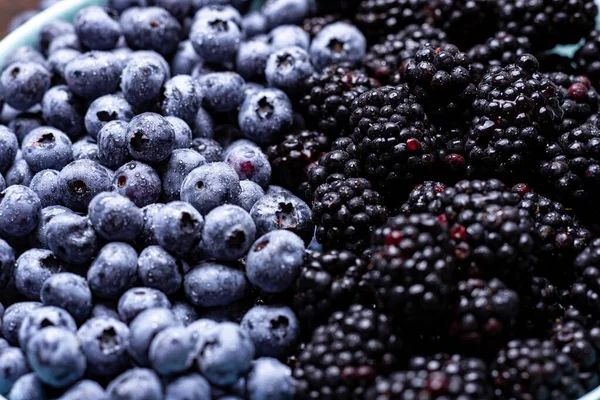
[1,63,51,111]
[0,347,29,395]
[154,201,203,254]
[246,358,296,400]
[268,25,310,50]
[1,302,42,346]
[97,121,132,169]
[171,301,199,327]
[127,113,175,164]
[160,149,206,201]
[250,191,314,242]
[26,327,86,388]
[225,145,271,187]
[121,7,181,56]
[58,159,112,210]
[190,6,242,64]
[201,205,256,261]
[88,242,138,300]
[198,72,245,113]
[64,51,122,99]
[132,50,172,78]
[171,41,202,76]
[128,307,179,366]
[84,94,134,140]
[40,273,93,322]
[146,0,191,21]
[18,306,77,350]
[47,49,81,80]
[148,325,195,375]
[8,112,44,144]
[5,160,33,187]
[181,162,241,215]
[223,138,260,159]
[242,11,267,38]
[238,88,293,145]
[48,33,82,54]
[240,305,299,358]
[88,191,143,241]
[21,127,73,173]
[6,373,45,400]
[121,55,167,107]
[0,185,41,239]
[262,0,310,29]
[107,368,163,400]
[190,137,222,162]
[138,203,165,247]
[0,175,6,193]
[107,0,145,13]
[72,137,100,162]
[74,6,121,50]
[236,180,264,212]
[77,316,131,376]
[183,261,249,307]
[38,20,75,55]
[137,246,184,295]
[193,108,215,139]
[14,249,62,301]
[166,116,193,149]
[235,39,271,81]
[28,206,72,249]
[165,374,211,400]
[265,46,314,94]
[57,380,107,400]
[196,321,255,386]
[30,170,62,207]
[90,302,121,321]
[161,75,202,126]
[246,230,305,293]
[4,47,48,73]
[46,213,99,264]
[113,161,162,207]
[309,22,366,71]
[118,287,171,324]
[0,126,17,173]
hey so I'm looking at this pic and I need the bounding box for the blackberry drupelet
[355,0,430,41]
[468,31,532,75]
[518,276,565,337]
[365,213,456,330]
[448,278,520,355]
[575,30,600,89]
[312,178,389,252]
[293,304,402,399]
[314,0,361,16]
[301,14,347,38]
[266,130,329,197]
[363,24,448,85]
[365,354,492,400]
[497,0,597,50]
[292,250,369,331]
[300,64,379,139]
[567,239,600,325]
[399,181,447,215]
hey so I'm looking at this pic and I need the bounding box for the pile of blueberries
[0,0,341,398]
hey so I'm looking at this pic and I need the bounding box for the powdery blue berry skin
[121,7,181,56]
[40,88,82,140]
[171,301,199,327]
[166,116,193,150]
[269,25,310,50]
[48,34,82,54]
[28,206,71,249]
[18,306,76,351]
[193,107,215,139]
[88,242,138,300]
[21,127,73,173]
[131,50,172,79]
[190,7,242,64]
[198,72,246,113]
[46,213,99,264]
[84,94,134,140]
[107,368,163,400]
[118,287,171,324]
[236,180,265,212]
[5,46,48,70]
[88,191,143,241]
[184,262,249,307]
[250,191,314,243]
[58,159,113,211]
[40,273,93,322]
[0,63,51,111]
[246,357,296,400]
[58,380,107,400]
[0,126,18,173]
[147,0,191,21]
[242,11,268,38]
[181,162,242,215]
[8,113,44,144]
[0,347,29,395]
[97,121,132,169]
[127,112,176,164]
[309,22,367,71]
[5,159,33,187]
[90,303,121,321]
[14,249,61,301]
[29,170,62,208]
[137,246,184,295]
[74,6,121,51]
[38,20,75,55]
[241,305,299,358]
[64,52,122,100]
[225,145,272,188]
[121,56,167,108]
[154,201,204,254]
[8,373,47,400]
[201,205,256,261]
[0,239,14,292]
[113,161,162,208]
[236,40,271,81]
[138,203,165,247]
[160,149,206,201]
[107,0,145,13]
[196,321,255,386]
[246,230,305,293]
[72,138,100,163]
[262,0,311,29]
[191,137,222,162]
[238,88,293,145]
[0,185,41,239]
[265,46,314,94]
[77,317,131,376]
[171,41,202,76]
[128,307,180,366]
[48,48,81,81]
[1,302,42,346]
[165,373,211,400]
[162,75,202,126]
[149,325,196,375]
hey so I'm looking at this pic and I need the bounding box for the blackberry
[497,0,598,50]
[300,64,379,139]
[312,178,389,252]
[266,130,330,197]
[537,53,577,74]
[292,250,369,331]
[468,54,564,182]
[293,304,402,399]
[301,14,347,38]
[365,213,456,330]
[366,354,492,400]
[355,0,431,41]
[448,278,520,355]
[363,24,448,85]
[491,338,586,399]
[399,181,447,215]
[467,31,532,74]
[314,0,361,16]
[575,30,600,89]
[349,85,438,195]
[518,276,565,337]
[567,239,600,324]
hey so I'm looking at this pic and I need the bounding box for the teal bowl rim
[0,1,600,400]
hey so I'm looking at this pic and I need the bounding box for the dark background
[1,0,40,37]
